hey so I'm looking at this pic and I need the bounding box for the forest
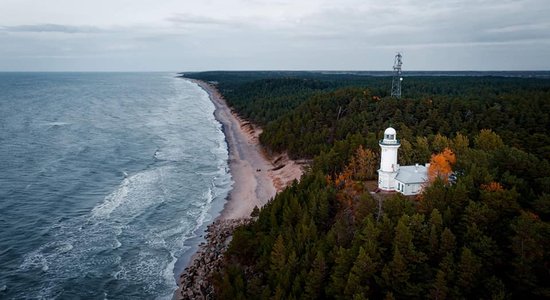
[183,71,550,299]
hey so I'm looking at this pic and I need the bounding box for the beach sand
[191,79,304,220]
[174,79,305,299]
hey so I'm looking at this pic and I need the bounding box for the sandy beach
[174,79,305,299]
[191,79,304,220]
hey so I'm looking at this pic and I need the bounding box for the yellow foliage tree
[475,129,504,151]
[428,148,456,183]
[332,146,378,209]
[432,133,450,153]
[348,145,378,181]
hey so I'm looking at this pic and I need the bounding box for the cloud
[478,21,550,43]
[166,14,239,26]
[165,13,291,31]
[0,0,549,70]
[2,23,104,34]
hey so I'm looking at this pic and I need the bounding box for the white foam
[114,226,122,236]
[162,252,178,296]
[91,167,170,220]
[153,146,191,162]
[57,242,73,253]
[146,233,167,248]
[40,121,71,127]
[19,250,48,272]
[194,188,213,228]
[91,177,130,219]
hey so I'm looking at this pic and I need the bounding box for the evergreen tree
[304,251,327,299]
[456,247,481,295]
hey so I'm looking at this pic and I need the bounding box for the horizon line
[1,69,550,73]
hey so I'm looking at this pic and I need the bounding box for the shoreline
[190,78,305,219]
[198,78,276,220]
[174,78,305,299]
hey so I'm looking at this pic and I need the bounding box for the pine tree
[328,247,354,298]
[352,292,368,300]
[415,136,431,163]
[381,247,410,296]
[474,129,504,152]
[270,234,287,285]
[439,228,456,256]
[429,209,443,258]
[438,253,456,297]
[429,270,448,300]
[304,251,327,299]
[394,215,418,262]
[432,133,450,153]
[344,247,375,297]
[251,205,260,218]
[399,138,414,165]
[384,291,395,300]
[451,132,469,155]
[509,212,549,296]
[359,216,383,268]
[456,247,481,295]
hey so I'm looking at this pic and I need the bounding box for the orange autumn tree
[333,164,361,208]
[348,145,378,181]
[481,181,504,192]
[330,146,377,208]
[428,148,456,183]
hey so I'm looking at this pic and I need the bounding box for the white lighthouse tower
[378,127,400,191]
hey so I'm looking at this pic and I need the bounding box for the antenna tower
[391,52,403,98]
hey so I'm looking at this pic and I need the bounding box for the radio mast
[391,52,403,98]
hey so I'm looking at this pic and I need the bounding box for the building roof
[395,165,428,184]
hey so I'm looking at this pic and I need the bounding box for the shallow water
[0,73,231,299]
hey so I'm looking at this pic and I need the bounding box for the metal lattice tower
[391,52,403,98]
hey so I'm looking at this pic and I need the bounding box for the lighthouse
[378,127,400,191]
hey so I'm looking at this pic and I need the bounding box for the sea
[0,73,232,299]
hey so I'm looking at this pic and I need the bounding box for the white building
[378,127,429,196]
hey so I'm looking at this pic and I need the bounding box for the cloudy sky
[1,0,549,71]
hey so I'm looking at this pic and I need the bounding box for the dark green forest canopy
[184,71,550,161]
[182,71,550,299]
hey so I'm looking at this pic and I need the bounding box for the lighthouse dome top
[384,127,397,136]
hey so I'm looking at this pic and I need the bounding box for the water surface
[0,72,231,299]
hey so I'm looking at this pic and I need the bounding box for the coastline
[197,78,276,219]
[190,78,304,219]
[174,78,305,299]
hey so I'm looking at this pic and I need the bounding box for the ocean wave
[39,121,71,127]
[90,176,130,219]
[3,74,234,299]
[153,147,191,162]
[91,166,171,220]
